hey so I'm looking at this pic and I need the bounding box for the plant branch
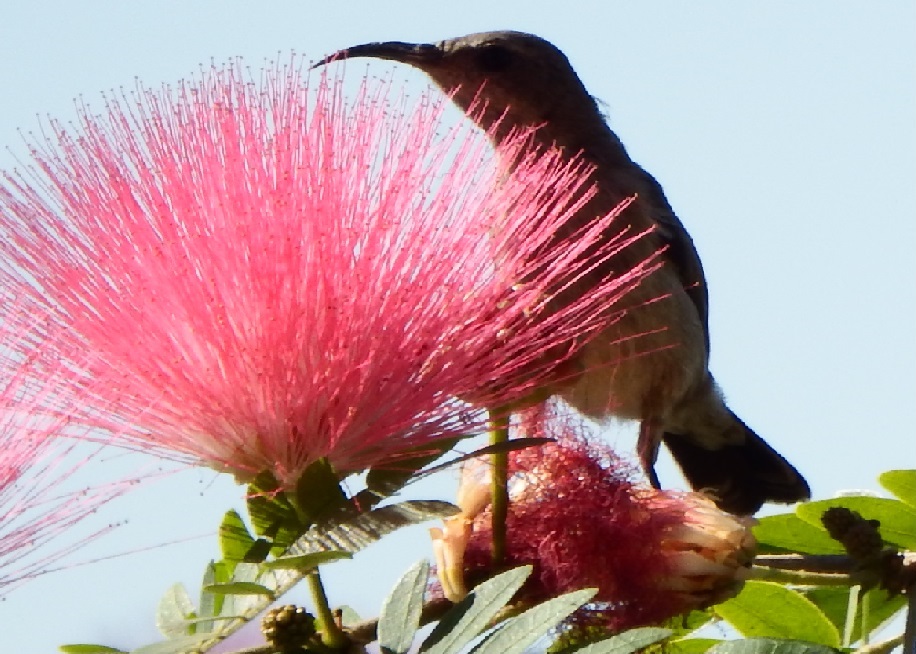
[753,554,856,573]
[750,564,852,586]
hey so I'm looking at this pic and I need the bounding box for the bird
[314,31,810,515]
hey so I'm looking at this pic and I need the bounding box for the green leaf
[215,563,279,629]
[753,514,845,555]
[290,500,458,556]
[262,550,352,571]
[181,500,455,654]
[130,635,215,654]
[669,638,722,654]
[59,646,127,654]
[202,581,275,598]
[420,566,532,654]
[292,458,348,525]
[879,470,916,508]
[564,627,673,654]
[155,583,197,638]
[197,560,231,633]
[715,581,840,647]
[666,610,715,639]
[338,605,361,628]
[473,588,596,654]
[218,509,255,562]
[378,560,431,654]
[705,638,837,654]
[804,586,907,644]
[795,496,916,550]
[151,615,241,634]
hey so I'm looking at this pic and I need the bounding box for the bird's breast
[559,240,709,421]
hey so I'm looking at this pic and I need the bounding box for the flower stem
[489,414,510,567]
[307,569,348,649]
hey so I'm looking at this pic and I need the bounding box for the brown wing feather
[634,163,710,351]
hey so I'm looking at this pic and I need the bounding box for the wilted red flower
[0,60,658,488]
[0,307,124,594]
[432,408,755,630]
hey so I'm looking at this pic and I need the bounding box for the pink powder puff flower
[432,407,755,630]
[0,59,658,489]
[0,307,125,595]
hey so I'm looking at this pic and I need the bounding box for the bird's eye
[475,45,512,72]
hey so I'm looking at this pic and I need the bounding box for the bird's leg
[637,419,663,489]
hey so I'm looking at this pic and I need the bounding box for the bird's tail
[662,411,810,515]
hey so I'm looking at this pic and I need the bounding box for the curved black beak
[312,41,443,69]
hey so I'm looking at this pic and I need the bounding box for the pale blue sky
[1,2,913,652]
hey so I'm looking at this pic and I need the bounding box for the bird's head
[314,31,603,145]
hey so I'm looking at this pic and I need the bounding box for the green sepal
[245,470,303,551]
[291,457,349,525]
[58,646,127,654]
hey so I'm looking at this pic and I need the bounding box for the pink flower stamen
[0,59,659,487]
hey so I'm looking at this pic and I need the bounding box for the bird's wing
[639,167,710,350]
